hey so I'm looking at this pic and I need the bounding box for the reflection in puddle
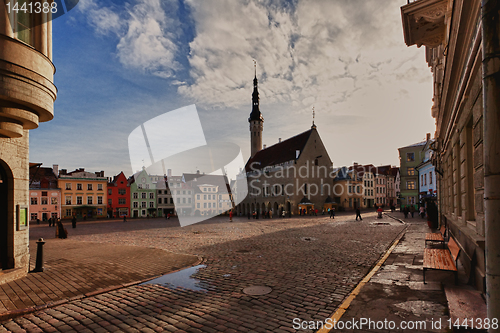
[141,265,207,291]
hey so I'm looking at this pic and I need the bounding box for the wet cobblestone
[2,212,404,332]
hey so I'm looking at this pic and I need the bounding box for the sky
[30,0,435,178]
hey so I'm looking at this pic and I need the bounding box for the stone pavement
[332,212,487,333]
[0,229,199,319]
[0,212,406,332]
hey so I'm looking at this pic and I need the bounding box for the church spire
[249,60,263,122]
[249,61,264,158]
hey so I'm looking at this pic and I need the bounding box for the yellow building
[58,168,107,219]
[1,3,57,282]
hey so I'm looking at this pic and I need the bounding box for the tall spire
[311,106,317,129]
[249,60,263,122]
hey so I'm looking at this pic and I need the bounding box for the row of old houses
[28,164,232,221]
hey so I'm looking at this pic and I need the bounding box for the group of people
[402,205,418,219]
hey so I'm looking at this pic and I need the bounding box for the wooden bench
[425,225,446,248]
[423,237,460,284]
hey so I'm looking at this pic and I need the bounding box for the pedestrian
[48,217,52,227]
[56,219,67,239]
[403,206,409,218]
[167,213,170,220]
[410,205,415,218]
[315,209,318,216]
[377,206,383,219]
[71,216,76,228]
[123,215,127,222]
[330,208,335,219]
[248,211,251,219]
[355,208,362,221]
[229,210,233,222]
[282,210,286,218]
[36,218,40,225]
[269,209,273,219]
[419,206,425,219]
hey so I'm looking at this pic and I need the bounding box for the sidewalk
[331,211,487,333]
[0,238,199,321]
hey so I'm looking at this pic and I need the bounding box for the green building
[398,140,426,210]
[129,168,161,218]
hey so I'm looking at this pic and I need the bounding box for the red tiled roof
[245,129,313,172]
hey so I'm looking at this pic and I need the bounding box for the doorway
[0,162,11,270]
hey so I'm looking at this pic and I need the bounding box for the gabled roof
[399,140,427,150]
[182,173,231,193]
[29,163,58,189]
[245,129,313,172]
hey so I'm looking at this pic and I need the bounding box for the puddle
[141,265,207,292]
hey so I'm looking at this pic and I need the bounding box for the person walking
[403,206,409,218]
[269,209,273,219]
[356,208,363,221]
[71,216,77,228]
[410,205,415,218]
[330,208,335,219]
[229,210,233,222]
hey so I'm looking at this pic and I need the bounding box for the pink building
[29,163,61,222]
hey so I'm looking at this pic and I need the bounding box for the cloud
[79,0,182,78]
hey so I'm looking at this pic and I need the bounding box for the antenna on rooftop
[312,106,316,129]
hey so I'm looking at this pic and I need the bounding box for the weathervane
[312,106,315,126]
[253,59,257,76]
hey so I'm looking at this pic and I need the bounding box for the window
[77,183,82,190]
[149,202,154,208]
[149,192,154,199]
[170,198,173,204]
[197,203,200,208]
[31,197,37,205]
[197,194,200,200]
[51,197,58,205]
[66,183,72,190]
[118,189,126,195]
[133,202,138,208]
[77,196,83,205]
[87,184,93,191]
[133,193,138,199]
[108,189,112,195]
[204,203,207,208]
[66,209,72,217]
[177,198,180,204]
[97,184,103,190]
[31,213,37,220]
[158,198,162,204]
[142,193,146,199]
[108,199,112,205]
[87,196,93,205]
[146,184,150,189]
[429,172,433,184]
[141,202,146,208]
[204,194,207,200]
[188,198,191,203]
[407,181,416,190]
[119,198,126,205]
[98,196,103,204]
[408,167,415,176]
[183,198,186,204]
[65,196,72,205]
[424,174,427,186]
[407,152,415,162]
[138,184,143,189]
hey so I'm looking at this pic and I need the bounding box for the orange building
[58,168,107,219]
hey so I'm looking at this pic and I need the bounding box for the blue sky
[30,0,435,177]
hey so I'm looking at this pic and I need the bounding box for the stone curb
[0,255,205,323]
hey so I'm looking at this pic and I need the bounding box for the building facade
[129,169,158,218]
[59,169,107,219]
[401,0,500,315]
[415,139,437,203]
[107,172,130,218]
[29,163,61,222]
[0,4,57,281]
[398,141,426,209]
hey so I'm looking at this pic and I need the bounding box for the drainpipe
[482,0,500,328]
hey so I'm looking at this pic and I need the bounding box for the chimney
[52,164,58,177]
[426,133,431,141]
[279,138,281,143]
[354,162,358,167]
[263,144,266,149]
[167,169,172,177]
[60,169,67,176]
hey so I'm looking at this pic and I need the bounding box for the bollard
[33,238,45,272]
